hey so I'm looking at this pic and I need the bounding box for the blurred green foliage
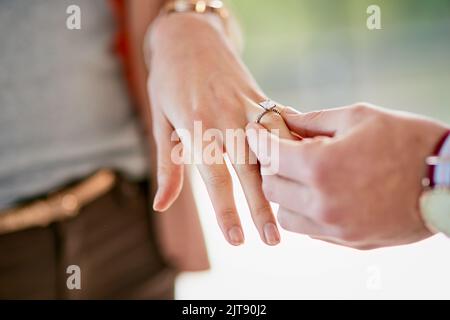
[227,0,450,122]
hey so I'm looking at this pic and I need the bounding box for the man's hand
[246,103,449,249]
[147,12,291,246]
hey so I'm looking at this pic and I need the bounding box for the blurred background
[177,0,450,299]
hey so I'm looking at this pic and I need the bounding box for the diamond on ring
[258,99,277,111]
[256,99,282,123]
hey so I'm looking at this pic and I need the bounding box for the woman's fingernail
[228,226,245,246]
[283,107,299,115]
[152,189,163,211]
[264,223,280,245]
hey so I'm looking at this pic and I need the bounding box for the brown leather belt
[0,170,116,235]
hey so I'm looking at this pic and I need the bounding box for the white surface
[176,165,450,300]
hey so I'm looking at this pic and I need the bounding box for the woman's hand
[246,103,449,249]
[147,12,291,246]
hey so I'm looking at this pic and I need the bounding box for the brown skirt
[0,175,175,299]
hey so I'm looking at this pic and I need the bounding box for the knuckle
[351,102,370,112]
[252,204,273,219]
[206,173,232,189]
[236,163,259,178]
[217,208,238,224]
[348,102,374,121]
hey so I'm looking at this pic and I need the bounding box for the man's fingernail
[228,226,244,246]
[283,107,299,115]
[264,223,280,245]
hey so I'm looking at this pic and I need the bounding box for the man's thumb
[281,107,345,138]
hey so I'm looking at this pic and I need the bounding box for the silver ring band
[256,109,271,124]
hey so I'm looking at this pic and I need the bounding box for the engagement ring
[256,99,281,124]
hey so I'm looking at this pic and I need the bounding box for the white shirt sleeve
[434,134,450,187]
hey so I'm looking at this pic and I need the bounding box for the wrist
[149,11,226,52]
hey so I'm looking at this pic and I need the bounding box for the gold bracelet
[162,0,230,29]
[164,0,229,18]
